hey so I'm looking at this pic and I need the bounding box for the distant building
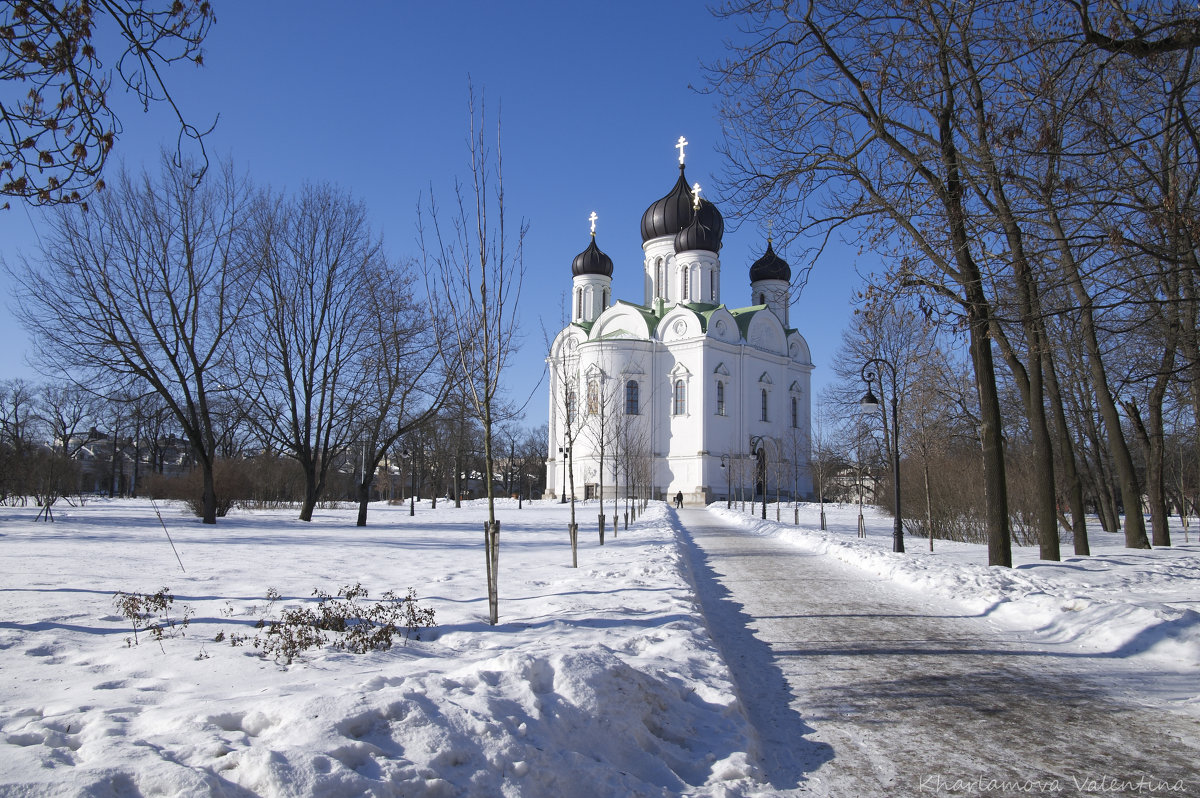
[545,140,814,505]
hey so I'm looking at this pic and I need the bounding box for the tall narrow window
[603,288,609,308]
[716,381,725,416]
[761,388,769,421]
[625,380,639,415]
[673,379,686,416]
[758,292,766,306]
[681,268,689,301]
[656,259,665,299]
[587,381,598,415]
[791,396,798,428]
[709,270,715,301]
[566,390,577,427]
[575,288,582,319]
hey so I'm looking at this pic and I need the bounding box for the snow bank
[0,499,757,797]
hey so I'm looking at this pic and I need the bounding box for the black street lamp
[720,455,731,508]
[558,441,571,503]
[861,358,904,553]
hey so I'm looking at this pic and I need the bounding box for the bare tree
[807,401,842,530]
[582,364,622,541]
[0,378,38,503]
[241,182,382,522]
[1,1,215,208]
[36,381,99,459]
[519,423,548,503]
[545,332,587,566]
[9,156,253,522]
[420,88,527,625]
[712,1,1017,563]
[350,259,451,526]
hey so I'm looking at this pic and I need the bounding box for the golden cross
[692,182,702,211]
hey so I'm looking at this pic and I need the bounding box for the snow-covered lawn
[1,497,1197,796]
[0,498,756,797]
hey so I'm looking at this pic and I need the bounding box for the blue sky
[0,2,867,429]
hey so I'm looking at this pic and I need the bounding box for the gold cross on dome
[692,182,702,210]
[588,211,598,236]
[676,136,688,165]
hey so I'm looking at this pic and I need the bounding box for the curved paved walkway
[674,508,1199,797]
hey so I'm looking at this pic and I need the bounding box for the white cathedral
[545,139,814,505]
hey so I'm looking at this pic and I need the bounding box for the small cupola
[750,235,792,326]
[572,236,613,277]
[571,212,613,323]
[749,240,791,282]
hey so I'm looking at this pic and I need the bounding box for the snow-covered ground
[1,497,1197,796]
[0,498,755,797]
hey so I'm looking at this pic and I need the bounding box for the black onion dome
[572,236,613,277]
[697,198,724,242]
[641,167,695,242]
[674,202,723,253]
[749,240,791,282]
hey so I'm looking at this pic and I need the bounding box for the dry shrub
[140,456,307,517]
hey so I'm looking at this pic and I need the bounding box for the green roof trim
[612,299,662,336]
[730,305,766,339]
[600,299,787,341]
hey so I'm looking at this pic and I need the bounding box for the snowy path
[674,508,1200,797]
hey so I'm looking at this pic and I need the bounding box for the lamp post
[720,455,730,508]
[558,441,571,503]
[860,358,904,553]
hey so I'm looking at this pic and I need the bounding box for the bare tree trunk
[1048,209,1150,549]
[355,475,372,527]
[963,48,1059,562]
[1043,349,1089,555]
[200,454,217,525]
[1124,339,1176,548]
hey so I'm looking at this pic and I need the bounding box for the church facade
[545,141,814,505]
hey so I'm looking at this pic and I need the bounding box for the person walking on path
[674,491,684,509]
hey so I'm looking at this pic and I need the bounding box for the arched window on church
[565,389,577,428]
[758,292,766,306]
[761,388,769,421]
[656,259,665,299]
[791,396,798,428]
[603,288,609,309]
[575,288,583,320]
[709,270,716,302]
[625,381,639,415]
[673,379,686,416]
[681,267,689,301]
[587,381,599,415]
[716,381,725,416]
